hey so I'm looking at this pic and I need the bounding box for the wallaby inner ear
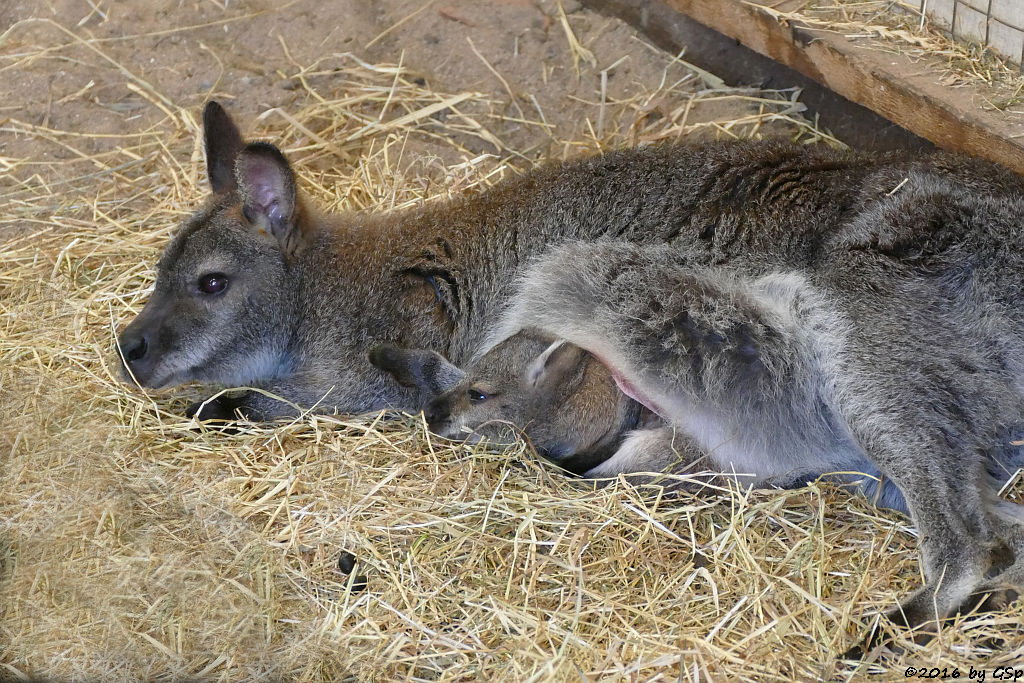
[235,142,300,254]
[525,339,587,390]
[369,344,467,396]
[203,101,244,194]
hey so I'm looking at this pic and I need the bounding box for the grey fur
[487,223,1024,649]
[119,101,1024,421]
[370,232,1024,647]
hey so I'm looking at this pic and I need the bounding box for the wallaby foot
[962,546,1024,614]
[847,568,1024,660]
[845,498,1024,659]
[843,609,943,660]
[846,558,993,659]
[185,391,254,431]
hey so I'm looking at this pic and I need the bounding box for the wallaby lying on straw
[374,238,1024,654]
[117,101,1024,653]
[118,101,1024,425]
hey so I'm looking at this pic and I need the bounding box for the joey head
[369,328,653,475]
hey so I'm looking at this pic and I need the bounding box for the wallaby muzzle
[118,296,175,388]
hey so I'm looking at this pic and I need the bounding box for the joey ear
[203,101,244,194]
[369,344,467,396]
[525,340,587,390]
[235,142,301,255]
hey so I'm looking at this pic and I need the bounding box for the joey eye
[466,388,490,402]
[197,272,229,295]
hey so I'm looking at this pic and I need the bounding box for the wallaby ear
[203,101,244,194]
[235,142,301,254]
[369,344,467,396]
[525,339,587,390]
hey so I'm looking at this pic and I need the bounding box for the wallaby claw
[844,610,940,661]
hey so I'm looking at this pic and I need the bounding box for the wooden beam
[582,0,931,152]
[635,0,1024,174]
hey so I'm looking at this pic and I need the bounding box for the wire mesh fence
[921,0,1024,68]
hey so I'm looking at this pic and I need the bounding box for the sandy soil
[0,0,799,203]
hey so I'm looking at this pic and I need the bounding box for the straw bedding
[1,2,1023,680]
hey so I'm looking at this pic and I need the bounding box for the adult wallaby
[118,102,1024,653]
[117,101,1024,422]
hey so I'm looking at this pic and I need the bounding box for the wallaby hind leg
[839,393,1011,655]
[844,467,993,657]
[497,242,851,487]
[851,497,1024,658]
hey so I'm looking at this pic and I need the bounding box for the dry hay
[751,0,1024,111]
[2,15,1024,683]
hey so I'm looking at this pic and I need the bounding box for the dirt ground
[0,0,807,224]
[4,1,1022,681]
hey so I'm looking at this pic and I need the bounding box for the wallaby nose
[122,332,148,364]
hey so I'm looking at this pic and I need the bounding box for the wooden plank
[582,0,931,152]
[651,0,1024,174]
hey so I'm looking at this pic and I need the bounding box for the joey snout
[421,397,481,443]
[422,394,519,445]
[424,397,452,434]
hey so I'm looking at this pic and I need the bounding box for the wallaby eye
[197,272,229,295]
[466,388,489,402]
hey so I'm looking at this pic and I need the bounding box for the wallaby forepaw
[185,393,249,431]
[843,616,903,661]
[843,627,919,661]
[842,633,899,661]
